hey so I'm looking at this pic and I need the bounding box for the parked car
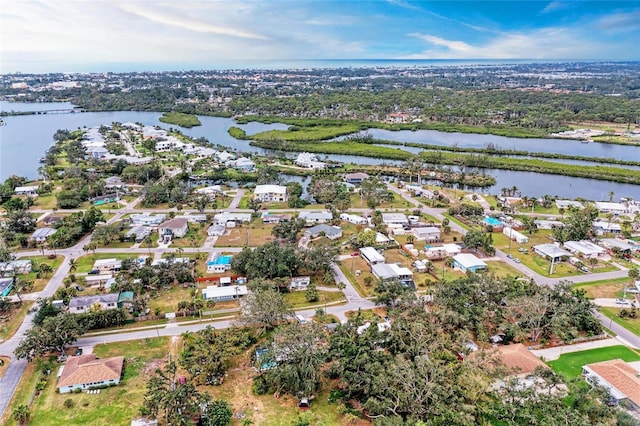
[74,348,83,356]
[75,285,84,292]
[580,266,590,273]
[506,254,513,259]
[518,248,528,253]
[87,269,100,275]
[514,258,522,264]
[615,299,630,305]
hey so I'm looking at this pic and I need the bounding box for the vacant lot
[574,277,630,299]
[215,224,276,247]
[548,345,640,379]
[0,302,34,341]
[599,307,640,336]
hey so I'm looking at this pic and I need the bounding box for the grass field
[485,260,524,278]
[574,277,630,299]
[26,255,64,292]
[215,224,276,247]
[0,302,34,341]
[284,290,345,309]
[170,225,208,248]
[159,112,201,128]
[599,307,640,336]
[548,345,640,379]
[23,337,171,426]
[147,286,194,315]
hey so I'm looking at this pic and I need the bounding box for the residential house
[229,157,255,172]
[340,213,367,225]
[411,226,441,242]
[68,293,120,314]
[382,213,408,226]
[91,194,119,206]
[452,254,487,273]
[344,172,369,185]
[304,224,343,240]
[371,263,415,288]
[555,200,583,210]
[57,354,124,394]
[593,220,622,235]
[488,344,549,378]
[207,224,226,236]
[424,244,462,260]
[151,257,191,267]
[93,258,122,273]
[295,152,326,169]
[213,212,251,227]
[176,214,207,224]
[261,212,291,224]
[87,146,108,158]
[533,244,571,262]
[254,185,287,203]
[194,185,222,199]
[117,291,135,310]
[130,213,166,227]
[14,185,39,196]
[0,278,13,297]
[583,359,640,410]
[563,240,606,259]
[298,210,332,225]
[42,215,63,226]
[594,201,628,214]
[0,259,32,275]
[503,227,529,244]
[30,227,57,243]
[126,225,152,243]
[600,238,633,254]
[215,151,236,163]
[84,275,114,287]
[534,219,564,230]
[104,176,125,190]
[202,285,248,302]
[158,218,189,243]
[206,253,233,273]
[360,247,385,265]
[289,276,311,291]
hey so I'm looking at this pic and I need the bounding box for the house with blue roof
[207,253,233,273]
[0,278,13,297]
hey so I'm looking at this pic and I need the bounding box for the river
[0,102,638,200]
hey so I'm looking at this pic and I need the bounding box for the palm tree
[12,404,30,425]
[608,191,615,202]
[39,263,53,278]
[68,258,77,274]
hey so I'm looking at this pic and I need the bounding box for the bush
[252,374,271,395]
[74,388,82,394]
[36,381,47,391]
[64,398,75,409]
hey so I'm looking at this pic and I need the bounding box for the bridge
[33,108,83,114]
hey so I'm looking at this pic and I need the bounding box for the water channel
[1,102,638,200]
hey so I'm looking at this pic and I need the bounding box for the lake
[0,105,638,200]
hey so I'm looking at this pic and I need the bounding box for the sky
[1,0,639,73]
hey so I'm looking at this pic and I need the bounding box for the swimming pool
[483,216,504,226]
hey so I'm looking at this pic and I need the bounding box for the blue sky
[1,1,638,73]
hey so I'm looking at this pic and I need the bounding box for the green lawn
[74,253,137,273]
[574,277,631,299]
[25,337,170,426]
[170,225,208,248]
[548,345,640,379]
[284,290,345,309]
[485,260,524,278]
[599,307,640,336]
[0,302,33,341]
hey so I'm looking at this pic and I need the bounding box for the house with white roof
[304,224,343,240]
[600,238,633,254]
[68,293,120,314]
[93,258,122,273]
[371,263,415,288]
[295,152,326,169]
[594,201,628,214]
[213,212,251,227]
[14,185,39,196]
[130,213,166,227]
[382,213,408,225]
[30,227,57,243]
[0,260,32,275]
[503,227,529,244]
[202,285,248,302]
[424,244,462,260]
[340,213,367,225]
[254,185,287,203]
[229,157,256,172]
[412,227,441,242]
[360,247,385,265]
[534,219,564,230]
[563,240,606,259]
[452,254,487,273]
[592,220,622,235]
[298,210,332,225]
[555,200,583,210]
[533,244,571,262]
[194,185,222,199]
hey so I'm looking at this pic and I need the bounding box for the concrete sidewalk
[531,337,620,361]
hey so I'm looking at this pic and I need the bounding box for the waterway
[0,103,638,200]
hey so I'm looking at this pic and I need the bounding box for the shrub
[74,388,82,394]
[64,398,75,409]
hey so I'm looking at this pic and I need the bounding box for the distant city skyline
[2,1,639,73]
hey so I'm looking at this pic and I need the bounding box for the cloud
[117,3,269,40]
[403,27,614,59]
[542,1,570,13]
[384,0,421,11]
[594,11,640,32]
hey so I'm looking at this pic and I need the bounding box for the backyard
[548,345,640,379]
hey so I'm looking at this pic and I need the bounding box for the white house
[254,185,287,203]
[194,185,222,199]
[68,293,119,314]
[594,201,627,214]
[295,152,326,169]
[555,200,583,210]
[57,354,124,394]
[84,274,114,287]
[381,213,408,225]
[30,227,57,243]
[229,157,256,172]
[304,224,343,240]
[534,220,564,230]
[202,285,248,302]
[600,238,633,253]
[158,218,189,243]
[93,258,122,273]
[533,244,571,262]
[503,227,529,244]
[344,172,369,185]
[207,224,226,236]
[563,240,606,259]
[14,185,39,196]
[412,227,441,242]
[130,213,166,227]
[371,263,414,287]
[206,253,232,273]
[592,220,622,235]
[0,259,32,275]
[340,213,367,225]
[213,212,251,227]
[360,247,385,265]
[289,276,311,291]
[452,254,487,273]
[298,210,332,224]
[126,226,152,243]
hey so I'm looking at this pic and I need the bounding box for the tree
[193,196,208,213]
[12,404,30,426]
[374,279,415,307]
[15,313,87,361]
[272,218,306,243]
[201,400,233,426]
[305,283,318,303]
[235,289,291,331]
[12,277,34,303]
[248,198,262,213]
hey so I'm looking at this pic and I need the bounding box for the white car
[615,299,630,305]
